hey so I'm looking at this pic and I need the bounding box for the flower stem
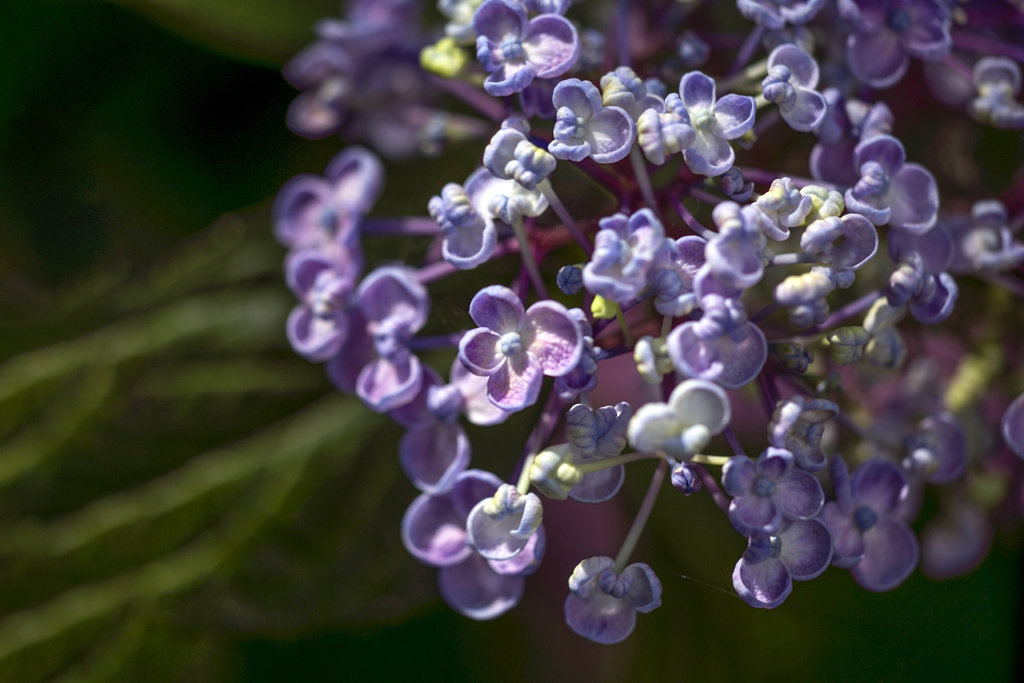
[718,58,768,94]
[723,426,745,456]
[737,166,840,191]
[408,331,466,351]
[361,217,440,236]
[727,25,765,77]
[513,390,565,492]
[539,180,592,256]
[615,303,634,348]
[661,315,673,339]
[671,194,717,240]
[577,451,664,474]
[952,30,1024,64]
[613,458,668,573]
[689,454,730,465]
[750,301,782,324]
[688,186,724,207]
[512,217,549,300]
[428,75,506,122]
[694,463,730,514]
[616,0,631,68]
[629,146,660,218]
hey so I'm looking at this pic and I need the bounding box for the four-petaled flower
[733,517,833,608]
[564,557,662,644]
[722,447,826,536]
[549,78,637,164]
[672,72,756,176]
[761,44,828,132]
[583,209,668,302]
[845,134,939,233]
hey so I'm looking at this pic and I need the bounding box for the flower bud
[671,462,702,495]
[826,326,869,364]
[557,265,584,295]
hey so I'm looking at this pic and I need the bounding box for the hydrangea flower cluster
[275,0,1024,643]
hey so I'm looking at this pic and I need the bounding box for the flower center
[499,331,523,356]
[572,116,588,139]
[319,207,338,230]
[854,505,878,531]
[500,34,524,61]
[887,9,911,33]
[693,108,717,131]
[753,476,777,498]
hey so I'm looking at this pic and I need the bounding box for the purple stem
[942,53,975,84]
[727,25,765,77]
[408,331,467,351]
[416,239,517,284]
[737,166,840,191]
[617,0,631,68]
[982,273,1024,299]
[361,217,440,236]
[771,289,881,339]
[750,301,782,324]
[592,292,654,337]
[671,195,717,240]
[722,426,746,456]
[612,458,668,573]
[756,372,777,418]
[510,389,566,483]
[695,463,730,514]
[952,31,1024,64]
[428,75,507,122]
[689,186,724,206]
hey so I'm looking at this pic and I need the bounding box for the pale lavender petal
[778,0,826,24]
[564,584,636,644]
[810,141,858,186]
[472,0,527,42]
[468,285,526,332]
[722,456,758,496]
[286,90,345,140]
[822,502,864,567]
[522,301,583,376]
[854,135,906,178]
[400,422,471,496]
[902,1,952,62]
[568,466,625,503]
[450,358,511,426]
[568,556,615,595]
[888,163,939,233]
[705,237,764,288]
[667,322,767,389]
[1004,393,1024,458]
[851,460,906,516]
[730,494,782,536]
[523,15,580,79]
[389,366,442,429]
[847,29,909,89]
[286,305,348,362]
[443,216,498,269]
[622,563,662,613]
[273,175,334,249]
[450,469,504,519]
[733,557,792,608]
[459,328,505,375]
[782,88,827,132]
[668,379,732,433]
[888,224,953,273]
[683,129,734,176]
[552,78,601,120]
[712,95,756,140]
[325,309,375,393]
[909,271,958,324]
[768,44,820,89]
[488,353,543,410]
[737,0,785,30]
[324,145,384,215]
[483,60,538,97]
[466,500,533,560]
[779,517,833,580]
[439,554,525,620]
[757,448,794,480]
[357,266,430,330]
[489,525,547,576]
[401,493,471,567]
[852,519,919,591]
[356,354,423,412]
[679,71,716,111]
[627,403,682,453]
[583,106,637,164]
[830,214,879,269]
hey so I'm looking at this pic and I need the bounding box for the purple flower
[583,209,667,302]
[553,309,600,401]
[903,413,965,484]
[459,286,583,411]
[768,395,840,472]
[473,0,580,97]
[401,469,545,620]
[969,57,1024,130]
[285,249,360,361]
[636,94,697,166]
[737,0,825,29]
[761,44,828,132]
[667,296,768,390]
[838,0,952,89]
[672,72,756,177]
[723,447,826,537]
[704,202,769,290]
[483,117,557,191]
[733,517,833,608]
[844,135,939,233]
[800,214,880,271]
[564,557,661,644]
[429,166,548,270]
[283,42,356,139]
[721,167,754,202]
[548,79,637,164]
[648,236,706,317]
[946,200,1024,274]
[273,146,383,254]
[921,499,992,580]
[810,90,894,186]
[331,266,430,413]
[566,402,632,503]
[821,457,919,591]
[887,225,959,324]
[600,67,666,121]
[1003,392,1024,459]
[466,483,544,560]
[627,379,731,456]
[754,178,814,240]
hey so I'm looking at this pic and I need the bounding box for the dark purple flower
[273,146,383,254]
[285,249,361,361]
[549,79,636,164]
[648,235,706,318]
[459,286,583,411]
[761,44,828,132]
[583,209,668,302]
[673,72,756,176]
[768,396,840,472]
[887,225,959,324]
[945,200,1024,274]
[553,309,599,401]
[838,0,952,89]
[671,462,702,494]
[903,413,965,484]
[810,90,894,186]
[473,0,579,97]
[466,483,544,560]
[401,469,545,620]
[845,135,939,233]
[821,457,919,591]
[737,0,825,29]
[969,57,1024,130]
[565,557,661,644]
[723,447,826,536]
[1003,392,1024,459]
[733,517,833,608]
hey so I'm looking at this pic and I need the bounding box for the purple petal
[564,585,636,644]
[757,448,794,480]
[705,237,764,289]
[584,106,636,164]
[389,366,442,429]
[722,456,757,496]
[684,130,734,176]
[810,141,858,187]
[852,519,919,591]
[733,557,792,608]
[468,285,526,333]
[568,556,615,595]
[488,353,543,411]
[903,1,952,61]
[552,78,602,120]
[466,499,534,561]
[679,71,716,111]
[325,309,375,393]
[522,301,583,376]
[782,88,828,132]
[778,0,826,24]
[286,91,345,140]
[568,465,625,503]
[668,379,731,434]
[273,176,335,249]
[736,0,784,29]
[489,525,547,576]
[729,494,782,536]
[822,502,864,567]
[887,163,939,233]
[439,554,525,620]
[356,354,422,412]
[920,413,966,484]
[712,95,756,140]
[854,135,906,178]
[779,517,833,580]
[831,213,880,269]
[851,460,907,516]
[401,493,471,567]
[472,0,527,42]
[768,44,819,89]
[450,469,503,519]
[622,563,662,613]
[459,328,505,375]
[523,15,580,79]
[888,224,953,273]
[921,501,992,580]
[909,271,958,324]
[451,358,511,426]
[324,145,385,215]
[357,266,430,330]
[830,456,854,513]
[847,29,909,89]
[667,322,767,389]
[286,305,348,362]
[443,217,498,270]
[400,422,471,495]
[483,60,538,97]
[1004,393,1024,458]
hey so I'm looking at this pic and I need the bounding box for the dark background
[0,1,1020,681]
